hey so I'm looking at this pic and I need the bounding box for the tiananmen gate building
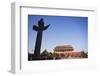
[53,45,81,58]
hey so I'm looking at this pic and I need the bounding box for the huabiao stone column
[32,18,50,60]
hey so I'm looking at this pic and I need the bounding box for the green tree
[81,51,88,58]
[40,49,49,60]
[48,52,54,59]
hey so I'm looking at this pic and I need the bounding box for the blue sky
[28,15,88,53]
